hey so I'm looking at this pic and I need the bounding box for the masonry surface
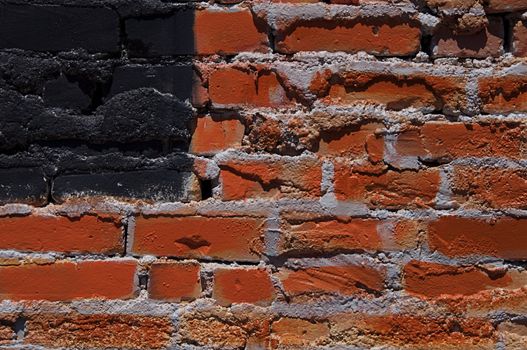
[0,0,526,349]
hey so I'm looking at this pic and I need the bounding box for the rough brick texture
[0,0,526,348]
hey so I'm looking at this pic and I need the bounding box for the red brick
[0,260,137,301]
[0,214,123,254]
[310,71,466,114]
[280,219,381,255]
[219,158,322,200]
[318,123,384,162]
[275,17,420,56]
[195,8,269,55]
[334,163,440,209]
[25,314,173,349]
[452,166,527,209]
[428,216,527,260]
[179,307,271,349]
[209,67,293,108]
[213,268,275,306]
[432,18,504,58]
[190,115,245,155]
[271,318,330,348]
[512,19,527,57]
[404,260,526,298]
[148,262,201,301]
[279,215,421,256]
[330,313,496,348]
[479,75,527,113]
[395,123,525,160]
[279,265,385,297]
[486,0,527,13]
[133,216,265,261]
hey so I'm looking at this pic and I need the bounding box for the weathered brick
[329,313,496,348]
[213,268,275,306]
[485,0,527,13]
[452,166,527,209]
[219,157,322,200]
[0,168,48,206]
[334,163,440,209]
[190,115,245,155]
[404,260,526,298]
[179,307,271,349]
[479,75,527,114]
[317,123,384,161]
[209,66,293,108]
[432,18,504,58]
[310,70,467,115]
[25,314,173,349]
[133,216,265,261]
[278,217,420,256]
[271,318,330,348]
[428,217,527,260]
[195,8,269,55]
[394,122,525,160]
[0,214,123,254]
[0,260,137,301]
[279,265,385,297]
[512,19,527,57]
[148,262,201,301]
[53,170,199,203]
[0,4,119,52]
[275,16,421,56]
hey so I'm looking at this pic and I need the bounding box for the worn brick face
[0,0,526,348]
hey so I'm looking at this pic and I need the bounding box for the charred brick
[126,9,194,57]
[0,167,48,206]
[0,4,120,53]
[109,64,193,101]
[52,169,197,202]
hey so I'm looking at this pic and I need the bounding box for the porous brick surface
[0,0,526,349]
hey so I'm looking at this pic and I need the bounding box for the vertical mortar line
[265,208,281,260]
[124,214,136,257]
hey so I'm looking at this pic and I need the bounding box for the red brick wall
[0,0,527,348]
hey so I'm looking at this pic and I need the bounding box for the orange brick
[334,163,440,209]
[318,123,384,162]
[330,313,496,348]
[428,216,527,260]
[310,70,466,115]
[148,262,201,301]
[279,219,382,254]
[219,158,322,200]
[0,214,123,254]
[279,265,385,297]
[25,314,173,349]
[209,67,293,108]
[195,8,269,55]
[479,75,527,113]
[395,123,525,160]
[213,268,275,306]
[133,216,265,261]
[275,17,420,55]
[452,166,527,209]
[404,260,525,298]
[190,115,245,155]
[0,260,137,301]
[271,318,330,347]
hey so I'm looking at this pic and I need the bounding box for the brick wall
[0,0,526,348]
